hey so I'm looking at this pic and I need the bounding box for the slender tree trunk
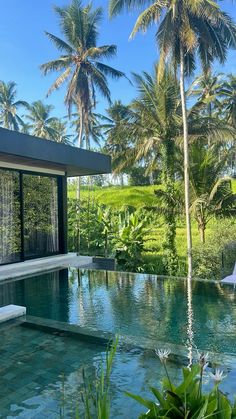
[78,108,83,148]
[199,226,205,244]
[161,143,178,276]
[76,106,84,255]
[179,46,193,279]
[198,217,206,244]
[77,108,83,201]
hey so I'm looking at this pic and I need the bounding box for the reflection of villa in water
[0,127,110,265]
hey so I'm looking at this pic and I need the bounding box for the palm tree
[221,74,236,127]
[188,71,224,119]
[104,101,135,178]
[221,75,236,176]
[189,141,236,243]
[70,109,106,149]
[109,0,236,278]
[0,81,28,131]
[130,67,182,275]
[50,119,72,144]
[40,0,125,148]
[26,100,59,140]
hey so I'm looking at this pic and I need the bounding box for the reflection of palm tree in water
[186,280,236,356]
[187,277,194,366]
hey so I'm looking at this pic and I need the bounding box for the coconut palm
[71,109,106,149]
[0,81,28,131]
[104,101,135,176]
[40,0,125,148]
[220,75,236,175]
[189,141,236,243]
[129,67,182,275]
[26,100,59,140]
[50,119,72,144]
[188,71,224,119]
[109,0,236,278]
[221,74,236,127]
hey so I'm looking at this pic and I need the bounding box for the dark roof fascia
[0,127,111,177]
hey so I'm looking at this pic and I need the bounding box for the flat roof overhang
[0,127,111,176]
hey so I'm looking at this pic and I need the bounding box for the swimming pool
[1,268,236,417]
[1,268,236,355]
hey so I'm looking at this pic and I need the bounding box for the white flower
[209,369,227,384]
[155,349,171,363]
[198,352,210,369]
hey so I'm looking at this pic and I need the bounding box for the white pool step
[0,304,26,323]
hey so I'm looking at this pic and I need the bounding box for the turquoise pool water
[0,320,183,418]
[1,268,236,355]
[0,320,235,419]
[1,268,236,417]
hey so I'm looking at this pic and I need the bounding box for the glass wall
[0,170,21,264]
[0,169,60,265]
[23,175,59,259]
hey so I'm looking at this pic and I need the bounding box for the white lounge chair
[221,262,236,284]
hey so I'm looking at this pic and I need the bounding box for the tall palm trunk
[179,46,192,279]
[161,143,178,276]
[77,107,83,200]
[76,106,84,255]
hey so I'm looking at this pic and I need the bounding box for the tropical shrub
[127,350,235,419]
[68,198,116,257]
[97,206,114,257]
[115,212,148,272]
[192,219,236,280]
[68,198,104,256]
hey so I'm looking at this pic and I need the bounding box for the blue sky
[1,0,235,119]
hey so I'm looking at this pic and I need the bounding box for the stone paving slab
[0,254,93,281]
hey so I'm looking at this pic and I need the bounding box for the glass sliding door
[0,168,62,265]
[0,169,21,264]
[23,174,59,259]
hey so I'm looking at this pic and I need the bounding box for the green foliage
[127,361,236,419]
[115,212,148,272]
[77,337,118,419]
[192,219,236,280]
[128,166,152,186]
[68,183,236,279]
[68,198,116,257]
[0,80,28,131]
[97,207,114,257]
[68,184,160,209]
[189,140,236,243]
[25,100,59,140]
[68,198,102,255]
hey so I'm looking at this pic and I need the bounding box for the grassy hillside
[68,180,236,276]
[69,184,162,208]
[69,179,236,209]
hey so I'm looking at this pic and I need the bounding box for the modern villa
[0,128,235,418]
[0,127,111,266]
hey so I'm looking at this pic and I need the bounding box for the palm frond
[130,2,164,38]
[47,67,72,97]
[44,32,74,54]
[95,62,126,79]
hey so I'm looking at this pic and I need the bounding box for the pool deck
[0,253,95,281]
